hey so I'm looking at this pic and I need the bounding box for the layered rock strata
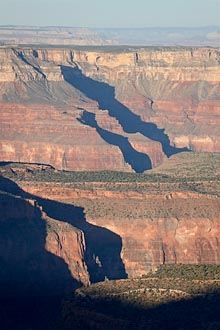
[23,182,220,278]
[0,178,90,294]
[2,156,218,281]
[0,46,219,171]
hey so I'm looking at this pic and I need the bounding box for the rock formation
[0,175,90,292]
[1,44,220,329]
[0,155,220,329]
[0,46,219,172]
[1,154,220,280]
[22,179,220,279]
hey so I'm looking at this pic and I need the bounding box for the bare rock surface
[0,46,219,172]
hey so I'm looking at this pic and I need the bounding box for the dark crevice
[35,197,127,283]
[32,49,38,58]
[0,175,127,284]
[13,48,46,79]
[0,174,127,327]
[0,176,79,329]
[78,110,152,172]
[61,65,190,158]
[0,177,79,297]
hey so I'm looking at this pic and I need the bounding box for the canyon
[1,155,220,328]
[1,152,220,288]
[0,44,220,328]
[0,45,220,283]
[0,45,220,172]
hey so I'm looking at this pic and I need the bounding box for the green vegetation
[151,152,220,180]
[1,153,220,329]
[1,153,220,223]
[1,153,220,189]
[57,264,220,330]
[145,264,220,281]
[0,163,176,183]
[14,44,193,53]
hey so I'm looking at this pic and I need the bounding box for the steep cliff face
[0,104,133,171]
[88,192,220,277]
[73,48,220,152]
[0,178,90,294]
[0,170,128,289]
[0,46,219,171]
[22,182,220,278]
[3,152,219,280]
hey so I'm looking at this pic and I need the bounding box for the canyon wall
[0,177,90,296]
[18,177,220,279]
[0,46,219,171]
[1,153,220,283]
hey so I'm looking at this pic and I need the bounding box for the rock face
[0,171,128,291]
[22,181,220,279]
[0,175,90,296]
[2,155,219,281]
[90,192,220,278]
[0,46,220,172]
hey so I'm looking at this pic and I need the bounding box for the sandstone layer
[23,182,220,278]
[0,46,220,172]
[1,153,220,281]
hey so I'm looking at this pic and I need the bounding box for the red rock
[20,179,220,279]
[0,46,219,171]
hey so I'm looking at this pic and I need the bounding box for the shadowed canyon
[1,46,220,171]
[0,45,220,329]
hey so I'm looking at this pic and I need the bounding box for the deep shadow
[0,161,12,166]
[61,65,189,158]
[2,174,220,329]
[78,110,152,172]
[59,288,220,330]
[0,176,79,329]
[12,48,46,79]
[0,176,127,283]
[0,176,127,324]
[37,198,127,283]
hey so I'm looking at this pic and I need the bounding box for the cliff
[1,153,220,280]
[1,154,220,330]
[0,176,90,295]
[22,183,220,278]
[0,46,219,172]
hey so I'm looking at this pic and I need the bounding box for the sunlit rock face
[17,175,220,279]
[1,150,220,283]
[0,46,219,172]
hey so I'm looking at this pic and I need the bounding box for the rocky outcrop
[1,152,220,281]
[73,47,220,152]
[87,191,220,277]
[0,46,219,171]
[0,103,135,171]
[0,179,90,295]
[0,171,128,288]
[15,172,220,279]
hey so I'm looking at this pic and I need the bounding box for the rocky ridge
[0,26,219,46]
